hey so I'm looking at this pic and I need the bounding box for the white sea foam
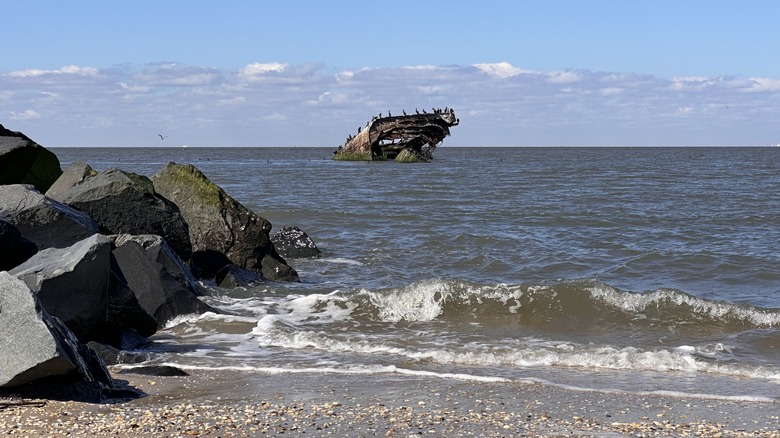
[365,280,451,323]
[587,283,780,326]
[118,362,509,383]
[113,362,776,403]
[322,257,364,266]
[250,319,780,381]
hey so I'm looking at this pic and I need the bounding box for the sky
[1,1,779,147]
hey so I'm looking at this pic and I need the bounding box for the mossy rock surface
[152,162,299,282]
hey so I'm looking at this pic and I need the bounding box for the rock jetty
[0,125,318,400]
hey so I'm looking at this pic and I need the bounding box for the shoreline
[2,368,778,436]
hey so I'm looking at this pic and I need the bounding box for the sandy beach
[1,367,778,437]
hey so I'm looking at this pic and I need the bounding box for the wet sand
[1,367,779,436]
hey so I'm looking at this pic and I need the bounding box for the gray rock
[111,233,200,293]
[86,341,151,366]
[10,234,112,342]
[0,219,37,270]
[85,325,153,367]
[151,162,298,281]
[0,184,99,249]
[45,160,97,197]
[49,168,192,261]
[0,272,113,389]
[271,226,322,259]
[107,260,159,338]
[110,235,212,328]
[0,124,62,193]
[215,264,263,288]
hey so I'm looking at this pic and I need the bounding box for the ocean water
[55,146,780,401]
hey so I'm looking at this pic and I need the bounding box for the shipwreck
[333,108,458,162]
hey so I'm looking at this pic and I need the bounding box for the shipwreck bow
[333,108,459,162]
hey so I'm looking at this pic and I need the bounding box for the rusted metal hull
[333,108,458,162]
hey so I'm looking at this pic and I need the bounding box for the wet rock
[118,365,189,377]
[0,219,37,270]
[151,162,298,281]
[0,124,62,193]
[271,226,322,259]
[0,184,98,249]
[49,168,192,262]
[86,340,151,366]
[189,249,233,279]
[215,264,263,288]
[110,234,213,328]
[107,257,159,338]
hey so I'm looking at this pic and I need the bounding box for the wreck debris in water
[333,108,459,162]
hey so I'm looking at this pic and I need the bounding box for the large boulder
[10,234,113,342]
[0,219,38,270]
[0,272,113,389]
[0,124,62,193]
[49,168,192,261]
[0,184,98,249]
[45,160,97,198]
[110,234,212,327]
[151,162,298,282]
[107,258,159,339]
[271,226,322,259]
[215,264,263,289]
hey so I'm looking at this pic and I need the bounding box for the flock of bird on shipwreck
[333,107,459,162]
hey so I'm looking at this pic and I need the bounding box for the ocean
[54,146,780,402]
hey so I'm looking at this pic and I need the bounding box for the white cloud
[547,71,582,84]
[600,87,623,96]
[745,77,780,92]
[134,63,222,86]
[5,65,99,78]
[239,62,288,81]
[264,113,288,121]
[10,109,41,120]
[117,82,150,93]
[308,91,351,105]
[2,61,779,146]
[217,96,246,106]
[473,62,535,78]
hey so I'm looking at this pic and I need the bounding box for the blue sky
[1,1,779,147]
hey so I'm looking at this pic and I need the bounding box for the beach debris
[333,108,459,162]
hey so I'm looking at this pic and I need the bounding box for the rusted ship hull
[333,108,458,162]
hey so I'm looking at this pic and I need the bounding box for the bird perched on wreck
[333,107,459,162]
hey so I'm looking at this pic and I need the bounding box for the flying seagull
[158,134,167,140]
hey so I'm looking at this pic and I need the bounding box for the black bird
[158,134,167,140]
[402,109,407,116]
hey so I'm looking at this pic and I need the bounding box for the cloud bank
[1,62,778,147]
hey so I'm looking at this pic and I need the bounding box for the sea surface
[55,146,780,402]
